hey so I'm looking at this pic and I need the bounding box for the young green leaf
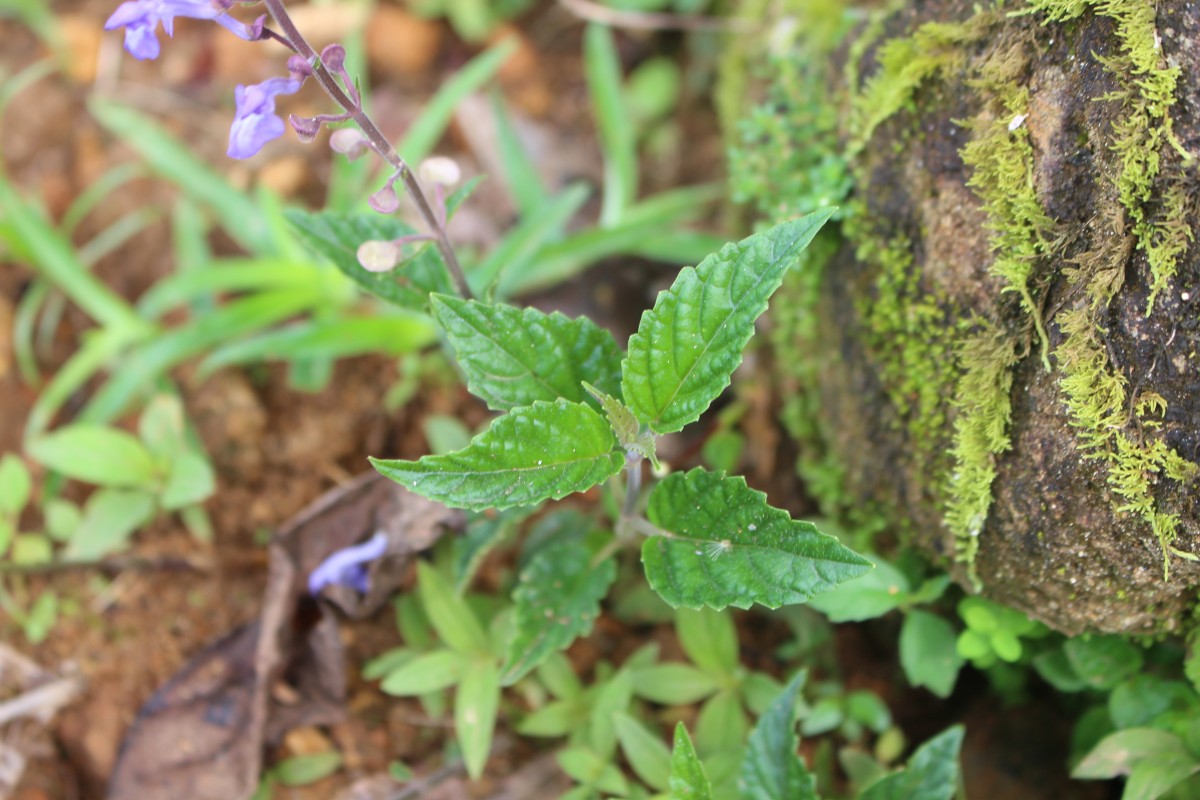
[64,489,156,560]
[669,723,713,800]
[696,690,748,756]
[431,296,623,411]
[632,663,720,706]
[643,469,871,610]
[415,561,490,656]
[614,712,672,791]
[899,611,963,699]
[676,608,739,677]
[273,752,343,787]
[28,425,160,489]
[0,454,31,515]
[456,659,501,780]
[740,672,815,800]
[160,452,216,510]
[859,726,964,800]
[372,400,623,511]
[583,382,658,466]
[501,536,617,685]
[622,212,833,434]
[380,650,464,696]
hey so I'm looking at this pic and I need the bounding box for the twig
[0,551,268,577]
[556,0,756,32]
[260,0,473,299]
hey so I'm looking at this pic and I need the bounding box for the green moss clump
[1027,0,1193,312]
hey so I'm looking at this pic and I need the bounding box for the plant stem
[621,459,643,520]
[260,0,472,299]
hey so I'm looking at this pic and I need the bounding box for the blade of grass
[398,39,517,164]
[171,197,215,314]
[82,287,330,423]
[136,259,329,319]
[13,279,49,384]
[0,174,143,330]
[199,314,437,375]
[88,98,272,253]
[62,163,145,233]
[489,90,549,217]
[585,24,636,226]
[479,182,591,298]
[77,208,161,267]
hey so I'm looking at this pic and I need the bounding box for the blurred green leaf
[476,183,590,296]
[807,555,910,622]
[615,712,672,791]
[416,561,491,655]
[456,659,501,780]
[490,91,549,217]
[65,488,156,559]
[676,608,739,677]
[273,752,343,787]
[28,426,159,489]
[381,650,464,695]
[1064,635,1144,691]
[160,452,216,510]
[0,453,31,515]
[633,663,720,706]
[899,610,963,698]
[860,726,964,800]
[11,533,52,565]
[585,24,636,225]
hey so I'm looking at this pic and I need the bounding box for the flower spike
[104,0,255,60]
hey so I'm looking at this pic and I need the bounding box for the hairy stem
[260,0,472,298]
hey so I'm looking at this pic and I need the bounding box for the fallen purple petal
[308,531,389,596]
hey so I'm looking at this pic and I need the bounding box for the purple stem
[260,0,472,299]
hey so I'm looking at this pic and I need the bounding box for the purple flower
[105,0,254,61]
[227,77,303,159]
[308,531,388,596]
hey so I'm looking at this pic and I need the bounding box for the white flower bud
[357,239,401,272]
[418,156,461,188]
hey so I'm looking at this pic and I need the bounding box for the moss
[945,326,1019,587]
[1027,0,1193,312]
[1054,308,1200,576]
[851,16,990,155]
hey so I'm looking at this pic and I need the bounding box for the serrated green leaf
[643,469,871,610]
[614,712,672,791]
[740,672,815,800]
[285,209,452,310]
[456,659,501,780]
[622,212,833,434]
[670,723,713,800]
[899,611,963,699]
[860,726,964,800]
[502,536,616,685]
[273,752,343,787]
[432,295,623,411]
[64,489,156,559]
[28,425,160,489]
[676,608,739,677]
[372,400,623,511]
[0,453,32,515]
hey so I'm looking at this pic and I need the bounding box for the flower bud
[320,44,347,73]
[369,183,402,214]
[329,128,368,159]
[357,240,401,272]
[418,156,461,189]
[289,114,321,143]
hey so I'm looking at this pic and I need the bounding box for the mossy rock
[726,0,1200,634]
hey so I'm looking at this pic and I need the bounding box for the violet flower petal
[308,532,389,596]
[104,0,253,61]
[227,76,303,159]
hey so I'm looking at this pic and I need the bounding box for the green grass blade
[399,39,517,164]
[490,90,549,217]
[477,182,590,297]
[88,98,272,253]
[585,24,637,226]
